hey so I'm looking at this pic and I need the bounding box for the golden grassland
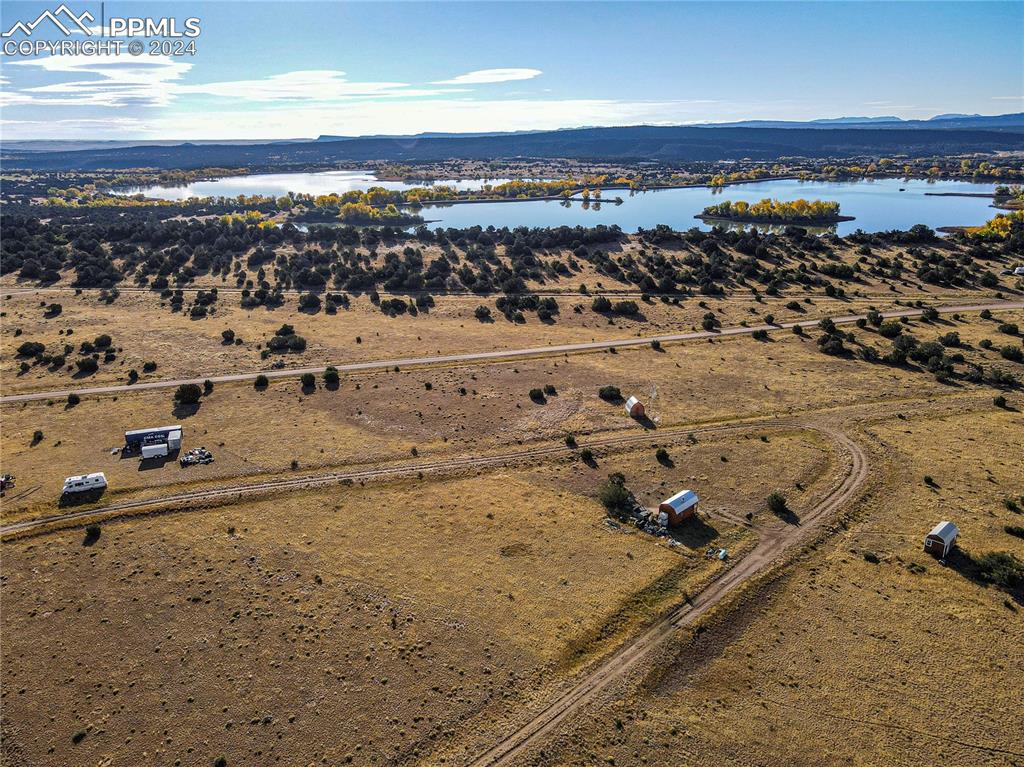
[2,288,1008,396]
[3,310,1019,523]
[1,271,1022,767]
[0,428,833,767]
[3,229,1019,397]
[530,406,1024,767]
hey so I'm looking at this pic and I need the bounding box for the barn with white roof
[924,521,959,558]
[659,489,699,526]
[624,396,645,419]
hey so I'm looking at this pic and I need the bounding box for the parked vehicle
[62,472,107,494]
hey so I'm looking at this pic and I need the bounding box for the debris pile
[180,447,214,467]
[618,504,671,537]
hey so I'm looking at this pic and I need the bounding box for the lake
[416,178,1000,235]
[130,171,1000,234]
[124,170,516,200]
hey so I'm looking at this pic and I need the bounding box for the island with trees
[994,185,1024,210]
[697,198,853,225]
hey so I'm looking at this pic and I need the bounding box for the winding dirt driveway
[462,424,868,767]
[1,414,871,766]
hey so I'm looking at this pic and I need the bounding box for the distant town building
[624,396,645,419]
[659,489,699,525]
[924,521,959,558]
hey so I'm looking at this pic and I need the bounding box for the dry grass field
[0,289,973,395]
[2,270,1021,767]
[524,405,1024,767]
[3,232,1018,396]
[0,427,835,767]
[3,310,1018,523]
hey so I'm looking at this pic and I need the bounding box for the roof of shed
[661,489,699,511]
[928,521,959,542]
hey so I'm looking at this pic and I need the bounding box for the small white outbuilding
[624,396,645,419]
[924,520,959,558]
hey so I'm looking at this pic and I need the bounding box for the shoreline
[924,191,994,198]
[411,175,805,206]
[108,172,1007,209]
[695,213,855,226]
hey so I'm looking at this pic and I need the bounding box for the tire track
[0,418,790,536]
[460,425,868,767]
[2,300,1020,404]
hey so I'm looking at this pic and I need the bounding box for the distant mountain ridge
[1,138,312,153]
[314,129,548,142]
[5,113,1022,157]
[5,113,1022,159]
[810,116,902,124]
[699,113,1024,130]
[6,122,1024,171]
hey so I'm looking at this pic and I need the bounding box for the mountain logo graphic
[2,4,95,37]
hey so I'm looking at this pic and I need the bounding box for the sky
[0,1,1021,140]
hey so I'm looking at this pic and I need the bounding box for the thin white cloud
[431,68,542,85]
[10,53,192,107]
[0,98,733,140]
[4,62,463,108]
[992,95,1024,101]
[1,116,148,132]
[177,70,459,102]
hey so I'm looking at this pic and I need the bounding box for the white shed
[659,489,699,525]
[924,520,959,558]
[624,396,645,418]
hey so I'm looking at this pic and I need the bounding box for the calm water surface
[131,172,1000,234]
[126,170,515,200]
[419,178,1000,235]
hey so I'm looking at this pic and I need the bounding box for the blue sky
[1,1,1021,139]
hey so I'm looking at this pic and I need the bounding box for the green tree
[174,383,202,405]
[599,473,635,520]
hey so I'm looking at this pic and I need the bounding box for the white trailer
[141,443,169,459]
[62,472,107,494]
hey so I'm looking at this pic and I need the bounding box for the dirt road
[0,417,798,536]
[2,300,1020,404]
[1,414,871,766]
[461,425,868,767]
